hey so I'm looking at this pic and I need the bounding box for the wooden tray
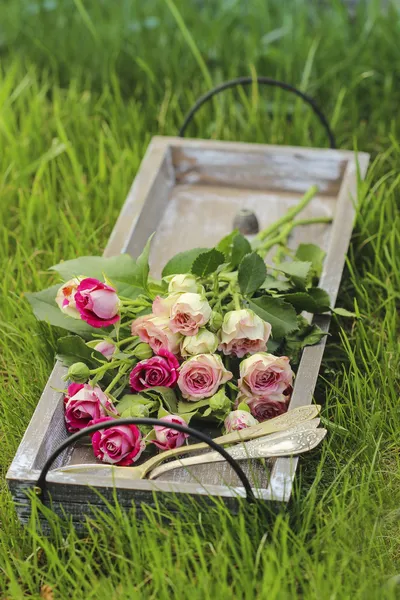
[7,136,369,525]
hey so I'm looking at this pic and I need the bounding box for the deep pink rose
[238,353,293,397]
[247,394,289,422]
[64,383,118,433]
[178,353,232,400]
[94,340,116,360]
[152,415,189,450]
[75,278,120,328]
[131,313,181,355]
[129,348,180,392]
[219,309,271,358]
[89,417,145,465]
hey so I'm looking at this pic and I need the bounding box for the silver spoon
[148,424,327,479]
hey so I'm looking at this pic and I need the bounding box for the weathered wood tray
[7,136,369,525]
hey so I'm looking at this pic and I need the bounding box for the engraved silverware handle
[149,428,327,480]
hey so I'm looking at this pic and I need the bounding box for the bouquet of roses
[28,186,342,467]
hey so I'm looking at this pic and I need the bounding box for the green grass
[0,0,399,597]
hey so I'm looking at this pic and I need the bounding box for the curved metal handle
[179,76,336,149]
[36,418,255,502]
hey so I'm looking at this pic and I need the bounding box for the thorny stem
[104,363,132,394]
[255,185,319,241]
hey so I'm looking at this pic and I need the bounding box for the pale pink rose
[55,277,83,319]
[246,394,289,422]
[219,309,271,358]
[94,340,116,360]
[224,410,258,433]
[152,415,189,450]
[131,314,181,355]
[75,278,120,328]
[166,274,204,294]
[178,353,232,400]
[169,293,212,336]
[238,353,293,398]
[181,329,219,357]
[152,294,181,318]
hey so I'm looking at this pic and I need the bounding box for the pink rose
[152,415,189,450]
[55,277,82,319]
[89,416,145,465]
[64,383,118,433]
[178,353,232,400]
[224,410,258,433]
[246,394,289,422]
[75,278,120,328]
[94,340,116,360]
[169,293,212,336]
[153,293,211,336]
[219,309,271,358]
[238,353,293,397]
[131,314,181,355]
[129,348,180,391]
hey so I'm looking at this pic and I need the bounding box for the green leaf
[333,307,358,318]
[281,288,331,314]
[282,320,327,364]
[144,386,178,413]
[191,248,225,277]
[56,335,105,368]
[308,287,331,312]
[238,253,267,296]
[267,339,282,354]
[178,398,210,413]
[230,233,252,268]
[248,296,298,340]
[295,243,326,278]
[162,247,209,277]
[216,230,239,260]
[26,285,99,339]
[131,233,154,291]
[272,261,312,290]
[51,254,137,283]
[261,275,292,292]
[301,325,327,346]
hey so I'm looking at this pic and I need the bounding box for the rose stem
[257,216,332,258]
[104,363,131,395]
[255,184,319,242]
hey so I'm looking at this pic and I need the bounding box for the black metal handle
[179,76,336,149]
[36,418,255,502]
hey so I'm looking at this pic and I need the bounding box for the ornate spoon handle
[149,427,327,480]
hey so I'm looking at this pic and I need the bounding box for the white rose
[219,309,271,358]
[181,329,219,357]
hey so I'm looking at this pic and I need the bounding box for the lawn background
[0,0,399,598]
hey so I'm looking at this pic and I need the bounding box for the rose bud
[166,274,204,294]
[245,394,289,422]
[238,353,293,398]
[178,353,232,401]
[89,417,145,465]
[55,277,82,319]
[181,329,219,357]
[94,340,116,360]
[75,278,120,328]
[209,310,223,333]
[209,388,231,412]
[129,348,180,392]
[67,362,91,383]
[219,309,271,358]
[131,314,181,355]
[64,383,118,433]
[152,414,189,451]
[132,342,153,360]
[224,410,258,433]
